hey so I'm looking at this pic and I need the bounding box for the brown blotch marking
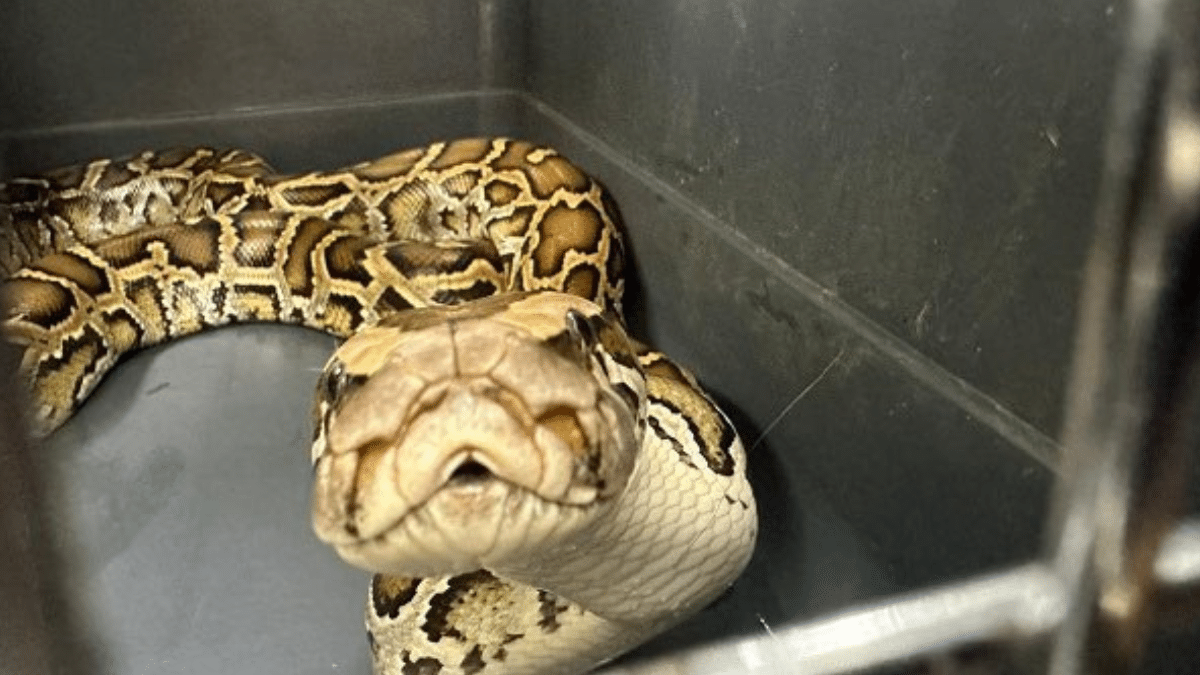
[316,293,367,335]
[89,228,154,269]
[491,140,538,172]
[47,194,94,230]
[642,354,693,386]
[4,276,79,328]
[429,138,493,170]
[487,204,538,241]
[34,323,109,407]
[324,196,372,231]
[93,220,223,276]
[242,193,273,213]
[98,201,121,224]
[602,196,627,281]
[94,162,140,190]
[353,147,425,181]
[382,240,500,278]
[531,203,603,278]
[483,179,522,207]
[460,645,486,675]
[210,283,230,314]
[430,279,498,306]
[232,214,285,267]
[401,654,443,675]
[562,263,601,304]
[227,283,283,321]
[44,163,89,190]
[522,154,591,200]
[101,306,145,353]
[422,570,509,643]
[218,150,272,177]
[440,169,482,198]
[648,379,736,476]
[605,239,625,298]
[323,234,374,286]
[376,286,414,314]
[283,217,339,297]
[536,590,569,633]
[381,183,437,237]
[278,181,351,207]
[122,276,168,332]
[371,574,421,619]
[148,147,203,169]
[202,181,243,209]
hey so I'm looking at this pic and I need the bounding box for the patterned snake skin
[0,138,758,675]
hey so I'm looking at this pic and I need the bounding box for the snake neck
[490,407,758,627]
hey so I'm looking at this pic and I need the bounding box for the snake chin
[324,473,603,577]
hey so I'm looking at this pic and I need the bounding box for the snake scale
[0,138,758,675]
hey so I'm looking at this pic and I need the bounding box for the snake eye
[320,361,347,402]
[565,309,598,346]
[545,309,598,368]
[319,359,367,409]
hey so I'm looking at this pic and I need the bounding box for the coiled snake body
[1,139,758,675]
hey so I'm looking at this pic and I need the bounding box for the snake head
[309,292,647,577]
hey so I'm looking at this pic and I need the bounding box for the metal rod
[1046,0,1200,671]
[607,515,1200,675]
[604,563,1067,675]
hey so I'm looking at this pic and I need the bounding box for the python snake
[1,138,758,675]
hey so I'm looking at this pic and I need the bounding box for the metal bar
[608,517,1200,675]
[604,563,1066,675]
[760,564,1064,675]
[1046,0,1200,672]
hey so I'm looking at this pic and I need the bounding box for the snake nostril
[448,459,492,485]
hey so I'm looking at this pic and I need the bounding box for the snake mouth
[313,444,605,576]
[314,433,602,536]
[446,459,492,484]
